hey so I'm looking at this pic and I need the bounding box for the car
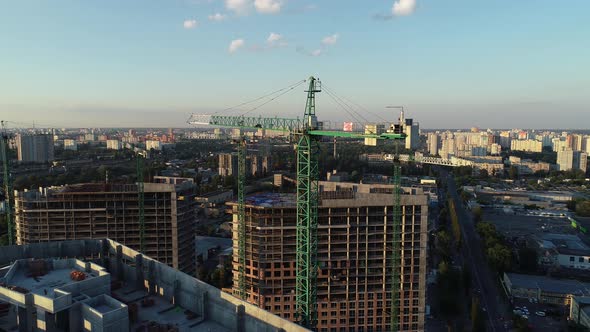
[535,311,546,317]
[513,310,523,315]
[521,315,529,320]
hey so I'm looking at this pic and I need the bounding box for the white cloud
[229,39,245,53]
[392,0,416,16]
[183,19,198,29]
[321,34,339,46]
[254,0,283,14]
[226,0,250,14]
[311,49,322,57]
[267,32,282,44]
[208,13,228,21]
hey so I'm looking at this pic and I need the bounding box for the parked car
[535,311,546,317]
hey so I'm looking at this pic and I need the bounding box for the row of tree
[476,222,512,272]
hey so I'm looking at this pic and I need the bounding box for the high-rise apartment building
[16,133,55,163]
[427,133,439,156]
[404,119,420,150]
[14,182,197,274]
[106,139,122,150]
[218,153,272,177]
[63,139,77,151]
[230,182,428,332]
[557,149,588,173]
[510,139,543,153]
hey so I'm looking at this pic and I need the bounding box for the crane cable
[322,86,366,125]
[240,79,307,117]
[213,79,307,116]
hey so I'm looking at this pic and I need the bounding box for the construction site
[0,239,307,332]
[227,182,428,332]
[13,181,197,275]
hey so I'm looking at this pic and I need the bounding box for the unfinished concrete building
[218,153,271,178]
[0,239,308,332]
[14,182,196,275]
[229,182,428,332]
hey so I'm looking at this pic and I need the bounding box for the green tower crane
[188,76,406,330]
[1,121,14,245]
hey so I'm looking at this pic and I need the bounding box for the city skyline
[1,0,589,128]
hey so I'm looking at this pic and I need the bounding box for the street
[446,172,509,332]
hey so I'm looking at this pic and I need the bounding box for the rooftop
[506,273,590,296]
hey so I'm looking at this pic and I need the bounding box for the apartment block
[230,182,428,332]
[218,153,272,177]
[16,133,55,163]
[14,182,197,275]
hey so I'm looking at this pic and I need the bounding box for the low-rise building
[503,272,590,306]
[570,296,590,329]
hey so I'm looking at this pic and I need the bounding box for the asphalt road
[446,172,508,332]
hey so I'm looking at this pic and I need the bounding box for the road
[445,172,508,332]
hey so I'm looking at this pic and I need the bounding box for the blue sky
[1,0,589,128]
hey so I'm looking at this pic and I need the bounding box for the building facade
[230,182,428,332]
[16,134,55,163]
[14,182,197,275]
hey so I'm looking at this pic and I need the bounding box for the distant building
[427,133,439,156]
[364,124,385,146]
[404,118,420,150]
[218,153,271,177]
[557,149,588,172]
[16,133,54,163]
[511,139,543,153]
[531,234,590,269]
[508,156,551,175]
[106,139,122,150]
[84,133,95,142]
[63,139,77,151]
[145,140,162,151]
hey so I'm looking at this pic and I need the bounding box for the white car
[535,311,546,317]
[521,315,529,320]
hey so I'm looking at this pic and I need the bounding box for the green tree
[509,166,518,179]
[472,205,483,223]
[576,200,590,217]
[518,247,538,272]
[435,230,452,259]
[487,243,512,272]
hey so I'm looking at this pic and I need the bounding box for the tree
[487,243,512,272]
[472,205,483,223]
[576,200,590,217]
[509,166,518,179]
[518,247,538,272]
[435,230,452,259]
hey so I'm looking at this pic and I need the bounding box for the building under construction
[14,182,197,275]
[229,181,428,332]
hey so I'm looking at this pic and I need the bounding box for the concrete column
[116,245,124,280]
[17,306,29,332]
[135,254,144,290]
[36,310,56,331]
[100,239,110,269]
[173,279,181,305]
[148,260,156,295]
[236,304,245,332]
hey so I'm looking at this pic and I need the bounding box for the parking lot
[511,298,568,331]
[482,210,572,238]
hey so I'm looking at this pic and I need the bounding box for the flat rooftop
[506,273,590,296]
[3,259,100,298]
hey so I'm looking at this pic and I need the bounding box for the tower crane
[189,76,406,330]
[1,121,15,245]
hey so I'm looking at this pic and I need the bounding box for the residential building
[218,153,272,177]
[16,133,54,163]
[14,182,197,275]
[229,182,428,332]
[511,139,543,153]
[557,149,588,172]
[404,119,420,150]
[63,139,77,151]
[106,139,122,150]
[427,133,439,156]
[146,140,162,151]
[364,124,385,147]
[0,239,307,332]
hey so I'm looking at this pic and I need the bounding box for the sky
[1,0,589,129]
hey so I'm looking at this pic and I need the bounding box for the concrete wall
[82,295,129,332]
[0,239,309,332]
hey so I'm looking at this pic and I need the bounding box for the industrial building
[14,182,197,275]
[0,239,308,332]
[229,182,428,332]
[15,134,54,163]
[570,296,590,329]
